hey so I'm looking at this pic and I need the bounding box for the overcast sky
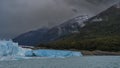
[0,0,119,39]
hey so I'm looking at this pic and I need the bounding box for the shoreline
[22,46,120,56]
[81,50,120,56]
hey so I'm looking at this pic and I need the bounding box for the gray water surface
[0,56,120,68]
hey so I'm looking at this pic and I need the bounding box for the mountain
[13,28,49,45]
[13,2,120,47]
[13,15,89,45]
[37,4,120,51]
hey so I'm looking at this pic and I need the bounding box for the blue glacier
[0,40,32,60]
[0,40,82,60]
[26,50,82,58]
[0,40,30,56]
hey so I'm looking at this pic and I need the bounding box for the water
[0,56,119,68]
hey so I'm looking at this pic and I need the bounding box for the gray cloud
[0,0,119,39]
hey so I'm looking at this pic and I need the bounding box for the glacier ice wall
[0,40,30,56]
[0,40,32,60]
[0,40,82,60]
[26,50,82,58]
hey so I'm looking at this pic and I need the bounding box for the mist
[0,0,119,38]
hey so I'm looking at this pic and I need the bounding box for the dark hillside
[37,6,120,51]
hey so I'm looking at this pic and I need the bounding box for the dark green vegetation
[37,6,120,52]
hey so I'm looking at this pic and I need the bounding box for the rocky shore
[81,50,120,56]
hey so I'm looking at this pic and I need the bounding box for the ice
[0,40,31,60]
[0,40,20,56]
[0,40,82,60]
[26,50,82,58]
[0,40,31,56]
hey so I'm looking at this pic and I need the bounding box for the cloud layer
[0,0,119,38]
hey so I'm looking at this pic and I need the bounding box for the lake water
[0,56,119,68]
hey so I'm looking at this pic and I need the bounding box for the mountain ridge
[13,2,120,47]
[13,15,89,45]
[40,5,120,51]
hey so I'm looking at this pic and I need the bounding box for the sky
[0,0,119,39]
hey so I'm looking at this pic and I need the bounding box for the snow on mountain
[56,15,89,35]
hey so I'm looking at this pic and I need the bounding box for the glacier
[26,50,82,58]
[0,40,82,60]
[0,40,32,60]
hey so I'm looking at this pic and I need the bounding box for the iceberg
[0,40,82,60]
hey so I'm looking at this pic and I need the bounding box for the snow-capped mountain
[44,5,120,51]
[13,15,89,46]
[13,2,120,46]
[51,15,89,35]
